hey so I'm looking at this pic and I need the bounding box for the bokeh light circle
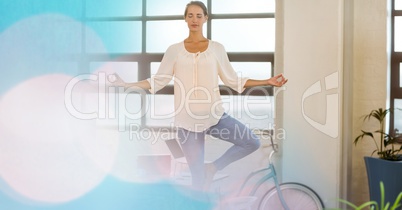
[0,74,119,203]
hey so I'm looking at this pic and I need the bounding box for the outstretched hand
[267,74,288,87]
[108,73,126,87]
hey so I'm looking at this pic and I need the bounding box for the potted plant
[355,108,402,160]
[354,108,402,209]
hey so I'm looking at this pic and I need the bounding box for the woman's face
[185,5,207,32]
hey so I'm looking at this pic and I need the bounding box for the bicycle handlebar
[262,133,278,164]
[268,134,278,153]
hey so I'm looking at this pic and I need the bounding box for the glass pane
[213,0,275,14]
[57,21,83,55]
[396,0,402,10]
[90,62,138,82]
[232,62,272,78]
[212,19,275,52]
[147,0,207,16]
[151,62,174,85]
[395,17,402,52]
[394,99,402,136]
[86,0,142,17]
[400,63,402,87]
[86,21,142,53]
[147,20,193,53]
[219,62,272,84]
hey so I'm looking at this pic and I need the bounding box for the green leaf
[354,131,374,145]
[364,108,389,123]
[390,192,402,210]
[339,198,359,209]
[355,201,378,210]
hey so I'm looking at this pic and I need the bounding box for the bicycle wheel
[258,182,324,210]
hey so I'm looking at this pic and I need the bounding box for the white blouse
[147,40,249,132]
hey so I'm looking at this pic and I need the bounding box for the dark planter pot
[364,156,402,209]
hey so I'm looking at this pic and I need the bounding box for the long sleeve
[215,44,249,93]
[147,45,177,94]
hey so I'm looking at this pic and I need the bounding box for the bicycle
[220,133,324,210]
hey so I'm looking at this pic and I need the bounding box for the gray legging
[177,113,261,190]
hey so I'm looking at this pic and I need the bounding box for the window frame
[390,0,402,134]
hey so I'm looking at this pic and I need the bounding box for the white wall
[277,0,344,208]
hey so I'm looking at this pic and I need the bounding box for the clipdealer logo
[63,72,284,134]
[301,71,339,138]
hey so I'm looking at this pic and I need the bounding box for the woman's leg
[206,113,261,171]
[177,128,206,190]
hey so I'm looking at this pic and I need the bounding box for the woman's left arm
[244,73,288,88]
[244,74,288,88]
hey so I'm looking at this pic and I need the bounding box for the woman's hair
[184,1,208,17]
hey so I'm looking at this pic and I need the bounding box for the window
[395,17,402,52]
[390,0,402,134]
[81,0,275,130]
[86,0,142,17]
[396,0,402,10]
[85,21,142,53]
[211,18,275,52]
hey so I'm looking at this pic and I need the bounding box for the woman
[111,1,287,191]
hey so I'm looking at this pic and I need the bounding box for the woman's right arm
[109,44,177,92]
[109,74,151,90]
